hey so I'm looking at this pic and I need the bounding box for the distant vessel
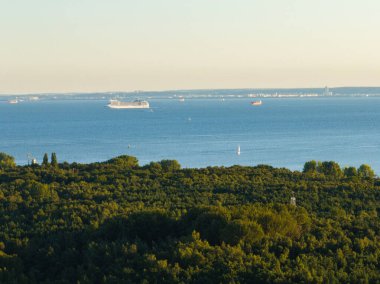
[251,100,262,106]
[236,145,241,156]
[179,97,185,102]
[323,86,333,96]
[8,99,19,104]
[107,99,149,109]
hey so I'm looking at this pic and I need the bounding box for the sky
[0,0,380,94]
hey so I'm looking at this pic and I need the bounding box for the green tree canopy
[358,164,375,178]
[319,161,343,178]
[106,155,139,169]
[0,152,15,168]
[146,162,163,173]
[159,160,181,172]
[344,166,357,177]
[303,160,317,173]
[0,155,379,283]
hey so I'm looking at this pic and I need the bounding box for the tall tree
[42,153,49,166]
[51,152,58,167]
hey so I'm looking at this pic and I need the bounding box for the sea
[1,95,380,173]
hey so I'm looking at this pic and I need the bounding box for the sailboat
[236,145,241,156]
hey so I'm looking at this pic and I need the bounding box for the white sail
[236,145,241,155]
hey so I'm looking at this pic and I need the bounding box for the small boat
[251,100,262,106]
[236,145,241,156]
[8,99,19,104]
[179,97,185,102]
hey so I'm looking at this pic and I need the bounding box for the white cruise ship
[107,99,149,109]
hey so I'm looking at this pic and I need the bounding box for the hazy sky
[1,0,380,93]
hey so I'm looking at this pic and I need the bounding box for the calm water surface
[1,97,380,172]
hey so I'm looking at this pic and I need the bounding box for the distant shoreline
[2,86,380,97]
[2,88,380,101]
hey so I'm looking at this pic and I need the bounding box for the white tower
[27,153,38,165]
[290,197,296,206]
[290,191,296,206]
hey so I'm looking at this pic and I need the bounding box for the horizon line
[2,86,380,96]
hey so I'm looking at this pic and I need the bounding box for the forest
[0,152,379,283]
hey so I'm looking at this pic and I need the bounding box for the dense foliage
[0,153,379,283]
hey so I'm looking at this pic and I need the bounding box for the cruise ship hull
[107,100,149,109]
[108,104,149,109]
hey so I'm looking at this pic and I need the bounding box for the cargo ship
[250,100,262,106]
[107,99,149,109]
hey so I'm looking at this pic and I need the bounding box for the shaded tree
[0,153,378,283]
[42,153,49,166]
[51,152,58,167]
[303,160,317,173]
[319,161,343,178]
[344,167,357,177]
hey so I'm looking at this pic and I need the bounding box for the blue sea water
[1,97,380,173]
